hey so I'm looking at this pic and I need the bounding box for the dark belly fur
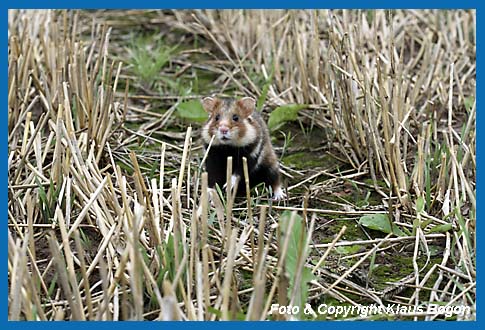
[204,144,278,195]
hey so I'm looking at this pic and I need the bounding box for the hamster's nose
[219,126,229,135]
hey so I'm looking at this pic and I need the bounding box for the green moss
[364,178,388,189]
[370,253,441,297]
[311,219,364,245]
[281,152,333,170]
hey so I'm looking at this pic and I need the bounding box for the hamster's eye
[215,114,220,121]
[232,114,239,122]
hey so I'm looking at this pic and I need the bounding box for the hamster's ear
[237,97,256,117]
[201,97,219,113]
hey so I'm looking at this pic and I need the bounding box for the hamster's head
[201,97,259,147]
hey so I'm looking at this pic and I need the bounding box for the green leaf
[148,160,160,180]
[47,273,58,297]
[35,176,51,221]
[359,214,391,233]
[335,245,361,255]
[176,100,208,123]
[279,211,316,312]
[207,306,222,318]
[464,96,475,112]
[358,214,406,236]
[428,223,453,233]
[425,158,431,210]
[164,233,184,282]
[268,104,306,131]
[416,196,425,214]
[366,11,375,24]
[391,224,406,237]
[420,218,434,229]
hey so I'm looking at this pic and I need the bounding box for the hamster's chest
[207,144,259,168]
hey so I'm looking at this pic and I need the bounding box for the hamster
[201,96,285,200]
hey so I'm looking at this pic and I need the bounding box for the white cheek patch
[203,122,225,146]
[237,118,258,146]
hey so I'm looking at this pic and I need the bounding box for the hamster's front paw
[272,186,286,201]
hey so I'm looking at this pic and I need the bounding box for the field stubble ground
[8,9,475,320]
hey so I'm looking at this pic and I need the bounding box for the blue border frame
[5,1,479,9]
[5,1,479,328]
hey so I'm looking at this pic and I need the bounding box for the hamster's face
[201,97,258,147]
